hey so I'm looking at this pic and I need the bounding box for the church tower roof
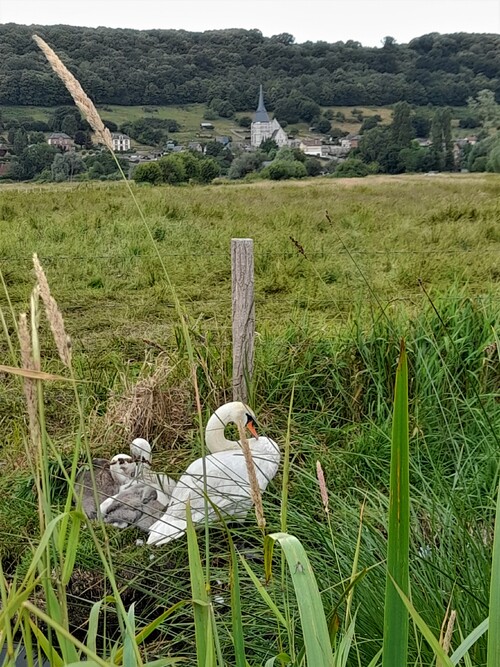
[254,84,270,123]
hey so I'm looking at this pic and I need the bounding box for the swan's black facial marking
[245,413,259,438]
[245,413,258,428]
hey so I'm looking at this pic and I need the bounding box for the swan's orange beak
[247,421,259,438]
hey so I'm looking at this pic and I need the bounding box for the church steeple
[254,84,270,123]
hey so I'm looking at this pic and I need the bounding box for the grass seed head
[442,609,456,655]
[19,313,40,447]
[32,34,113,152]
[316,460,329,514]
[32,253,72,368]
[237,419,266,532]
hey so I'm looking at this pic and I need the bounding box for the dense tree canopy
[0,25,498,109]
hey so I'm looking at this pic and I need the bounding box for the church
[251,86,289,148]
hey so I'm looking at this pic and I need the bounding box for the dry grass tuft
[33,254,72,368]
[316,460,329,514]
[104,353,192,447]
[32,34,113,152]
[438,607,457,664]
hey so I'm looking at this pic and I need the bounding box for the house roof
[254,84,270,123]
[49,133,72,139]
[111,133,130,140]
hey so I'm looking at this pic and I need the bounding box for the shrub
[228,152,265,179]
[260,138,279,155]
[305,157,322,176]
[487,142,500,172]
[330,126,348,140]
[209,98,235,118]
[157,155,187,184]
[237,116,252,128]
[133,161,163,184]
[177,152,201,180]
[199,158,221,183]
[360,116,380,134]
[470,155,488,172]
[203,108,219,121]
[333,158,371,178]
[264,160,307,180]
[20,119,50,132]
[314,118,332,134]
[467,137,495,172]
[459,116,481,129]
[103,119,118,132]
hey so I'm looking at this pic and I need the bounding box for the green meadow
[1,173,500,665]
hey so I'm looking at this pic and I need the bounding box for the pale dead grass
[102,353,193,451]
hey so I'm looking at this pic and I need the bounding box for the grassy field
[1,173,500,665]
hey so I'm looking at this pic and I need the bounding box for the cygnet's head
[130,438,152,463]
[109,453,136,484]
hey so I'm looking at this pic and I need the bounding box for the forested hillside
[1,24,499,109]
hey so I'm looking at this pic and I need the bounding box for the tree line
[1,24,499,110]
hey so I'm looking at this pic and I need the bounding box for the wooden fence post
[231,238,255,402]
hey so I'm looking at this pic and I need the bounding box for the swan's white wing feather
[147,446,280,545]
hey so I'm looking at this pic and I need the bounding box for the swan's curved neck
[205,405,244,453]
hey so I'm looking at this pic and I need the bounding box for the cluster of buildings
[47,132,131,152]
[0,87,482,178]
[45,85,355,163]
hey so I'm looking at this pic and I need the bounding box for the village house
[299,140,346,159]
[340,134,361,151]
[47,132,74,151]
[188,141,203,153]
[415,138,432,148]
[251,85,288,148]
[299,138,323,156]
[111,133,131,152]
[320,144,349,158]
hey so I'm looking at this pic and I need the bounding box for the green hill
[0,23,498,111]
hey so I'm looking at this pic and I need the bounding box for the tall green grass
[1,281,500,664]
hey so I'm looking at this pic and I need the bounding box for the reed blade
[267,532,334,667]
[382,339,410,667]
[186,503,216,667]
[488,478,500,666]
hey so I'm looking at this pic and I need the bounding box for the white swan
[99,438,175,529]
[147,401,280,546]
